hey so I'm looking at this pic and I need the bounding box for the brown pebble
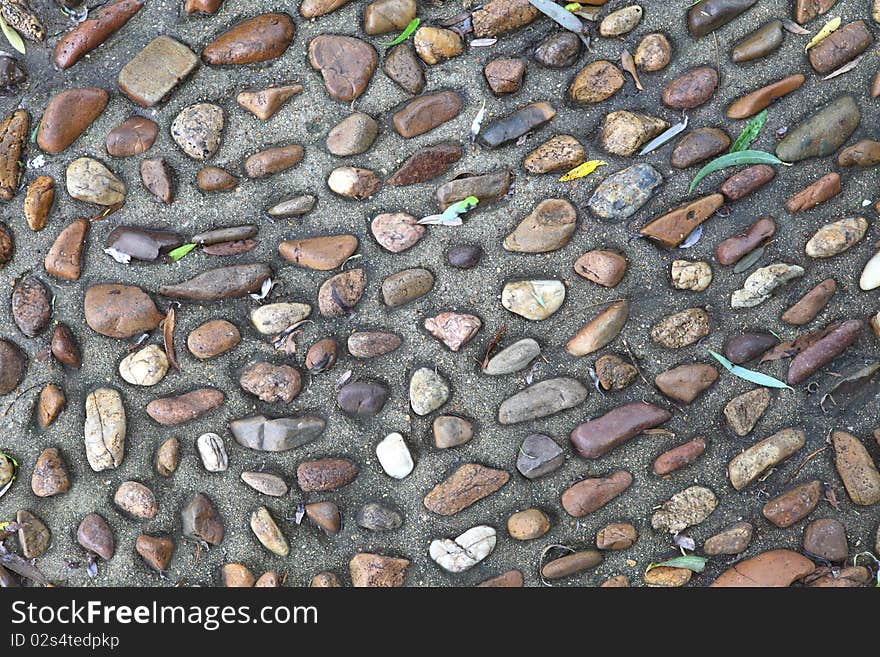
[305,337,339,373]
[255,571,281,587]
[244,144,303,178]
[51,323,81,367]
[45,219,88,280]
[187,319,240,360]
[106,116,158,157]
[781,278,836,325]
[573,250,627,287]
[507,509,550,540]
[784,173,841,213]
[726,75,805,119]
[77,513,114,560]
[37,384,66,428]
[476,570,524,587]
[140,157,174,203]
[762,480,822,528]
[113,481,158,519]
[653,438,707,475]
[311,571,342,587]
[716,216,776,266]
[136,534,174,571]
[561,470,633,517]
[349,553,409,587]
[23,176,54,231]
[596,523,637,550]
[306,501,341,534]
[297,458,358,492]
[31,447,70,497]
[222,563,255,587]
[155,437,179,477]
[720,164,775,201]
[541,550,603,580]
[484,57,526,95]
[197,166,238,191]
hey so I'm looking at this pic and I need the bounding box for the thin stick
[785,446,829,483]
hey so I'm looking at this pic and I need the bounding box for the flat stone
[381,268,434,307]
[230,414,325,452]
[423,312,481,351]
[66,157,125,205]
[393,91,462,138]
[776,96,860,162]
[723,387,771,437]
[484,338,540,375]
[237,84,301,120]
[387,142,462,186]
[523,134,585,174]
[704,522,753,555]
[503,199,576,253]
[762,480,822,528]
[17,510,50,558]
[383,43,424,95]
[498,377,588,424]
[588,164,663,221]
[484,57,525,95]
[433,415,474,449]
[118,36,198,106]
[501,280,565,320]
[424,463,509,516]
[202,13,294,65]
[711,549,814,587]
[37,87,109,153]
[728,427,804,489]
[516,434,564,479]
[308,34,377,102]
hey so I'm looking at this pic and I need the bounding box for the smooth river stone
[574,250,626,287]
[436,170,510,209]
[202,13,294,65]
[731,20,783,62]
[561,471,633,518]
[688,0,758,37]
[662,67,718,110]
[728,428,805,490]
[84,284,162,338]
[588,164,662,221]
[808,21,872,74]
[570,402,671,459]
[601,111,669,157]
[503,199,576,253]
[326,112,378,156]
[54,0,144,69]
[535,32,581,68]
[497,377,588,424]
[776,96,860,163]
[409,367,449,416]
[146,389,224,425]
[364,0,416,35]
[37,88,108,154]
[711,550,814,587]
[484,338,540,375]
[383,43,425,95]
[279,235,358,270]
[671,128,729,168]
[106,117,158,157]
[640,194,724,247]
[66,157,126,205]
[423,464,509,516]
[566,300,629,357]
[479,102,555,149]
[727,74,804,119]
[118,36,198,106]
[381,268,434,307]
[393,91,462,138]
[371,212,424,252]
[655,364,718,403]
[231,415,326,451]
[250,303,311,334]
[782,278,836,325]
[45,219,87,280]
[516,434,564,479]
[308,34,377,102]
[337,381,389,416]
[501,280,565,320]
[523,135,585,174]
[570,61,624,104]
[376,433,414,479]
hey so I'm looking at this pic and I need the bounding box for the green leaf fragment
[709,350,793,390]
[564,2,581,10]
[168,243,197,262]
[646,555,708,573]
[730,109,767,153]
[0,14,25,55]
[379,17,420,47]
[689,150,786,193]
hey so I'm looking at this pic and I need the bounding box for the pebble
[197,166,238,191]
[37,384,66,428]
[655,364,718,403]
[17,510,50,558]
[433,415,474,448]
[524,135,585,174]
[600,5,643,37]
[308,35,377,102]
[570,61,624,104]
[106,116,157,157]
[651,485,717,533]
[160,263,273,301]
[55,0,144,69]
[195,432,227,472]
[603,110,669,155]
[643,567,692,587]
[382,267,434,307]
[671,259,712,291]
[140,157,174,203]
[187,319,240,359]
[250,302,311,334]
[11,276,50,337]
[535,32,581,68]
[505,509,550,541]
[671,127,729,168]
[279,235,357,271]
[588,164,663,221]
[301,0,352,18]
[653,437,707,475]
[446,244,483,269]
[804,566,870,588]
[516,434,565,479]
[393,91,462,138]
[84,388,126,471]
[832,430,880,505]
[327,166,381,199]
[650,307,711,348]
[31,447,70,497]
[484,57,526,95]
[51,324,81,368]
[423,312,481,351]
[730,263,804,308]
[803,518,847,562]
[498,377,587,424]
[297,458,358,492]
[146,388,224,425]
[136,535,173,571]
[106,226,182,262]
[805,217,867,258]
[541,550,603,580]
[241,472,288,497]
[66,157,126,205]
[349,553,410,587]
[808,20,872,74]
[383,43,424,95]
[370,213,424,253]
[566,300,629,356]
[181,493,224,545]
[364,0,415,35]
[634,33,671,71]
[357,502,403,531]
[327,113,378,157]
[348,331,402,358]
[429,526,496,573]
[423,463,509,516]
[413,26,462,65]
[114,481,158,519]
[728,428,805,489]
[484,338,540,375]
[782,278,836,325]
[561,471,633,517]
[155,438,179,477]
[118,36,198,106]
[37,87,108,153]
[171,103,224,160]
[436,170,511,209]
[595,354,638,390]
[596,523,637,550]
[77,514,114,560]
[727,74,804,119]
[662,67,718,110]
[786,173,841,213]
[119,345,168,386]
[641,194,724,247]
[789,320,863,385]
[0,110,26,201]
[724,332,776,363]
[237,84,301,120]
[502,279,565,320]
[574,250,627,288]
[571,402,671,459]
[409,368,449,416]
[318,268,367,316]
[724,388,770,436]
[24,176,54,231]
[704,522,753,555]
[45,219,88,280]
[479,102,556,149]
[245,144,303,178]
[503,199,576,253]
[600,575,630,588]
[863,252,880,290]
[720,164,776,200]
[716,216,776,266]
[0,54,25,94]
[230,415,325,452]
[222,564,255,587]
[776,96,860,162]
[796,0,836,22]
[203,13,294,65]
[838,140,880,166]
[376,432,414,479]
[688,0,758,37]
[762,480,822,528]
[337,381,389,416]
[250,507,288,556]
[388,142,462,187]
[306,501,340,535]
[711,549,814,587]
[731,20,783,62]
[305,337,339,373]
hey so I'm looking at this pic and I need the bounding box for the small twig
[480,324,505,370]
[785,446,829,484]
[620,339,649,386]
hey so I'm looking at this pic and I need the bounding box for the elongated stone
[588,164,662,222]
[497,377,588,424]
[688,0,758,37]
[54,0,144,69]
[570,402,671,459]
[566,300,628,357]
[231,415,325,452]
[640,194,724,247]
[727,74,805,119]
[159,264,271,301]
[787,320,862,384]
[502,199,576,253]
[728,428,805,490]
[202,14,294,65]
[479,102,555,148]
[484,338,540,375]
[776,96,860,163]
[731,20,783,62]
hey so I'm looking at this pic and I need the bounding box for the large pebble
[776,96,860,162]
[376,432,414,479]
[117,35,198,106]
[231,415,326,451]
[77,514,114,560]
[337,381,389,416]
[181,493,224,545]
[409,368,449,416]
[655,364,718,403]
[501,280,565,320]
[570,402,671,459]
[187,319,240,358]
[651,485,717,533]
[11,276,50,337]
[423,463,509,516]
[711,550,814,587]
[308,35,377,102]
[202,13,294,65]
[503,199,576,253]
[484,338,540,375]
[31,447,70,497]
[497,377,587,424]
[327,112,378,156]
[37,88,108,153]
[433,415,474,449]
[704,522,753,555]
[601,111,668,157]
[731,263,804,308]
[561,471,633,517]
[381,268,434,307]
[297,458,358,492]
[430,526,496,573]
[566,300,628,357]
[650,308,711,348]
[171,103,223,160]
[731,20,784,62]
[114,481,157,519]
[196,433,227,472]
[240,362,301,404]
[66,157,126,205]
[833,431,880,505]
[588,164,662,222]
[250,302,311,335]
[146,388,224,425]
[570,61,624,104]
[119,345,168,386]
[762,480,822,528]
[349,553,409,587]
[84,388,125,471]
[662,67,718,110]
[688,0,758,37]
[805,217,867,258]
[517,434,564,479]
[250,507,288,556]
[728,427,804,489]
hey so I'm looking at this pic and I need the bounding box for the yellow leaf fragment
[805,16,840,53]
[559,160,606,182]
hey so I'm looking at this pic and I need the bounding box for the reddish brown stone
[54,0,144,69]
[45,219,88,281]
[202,14,294,65]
